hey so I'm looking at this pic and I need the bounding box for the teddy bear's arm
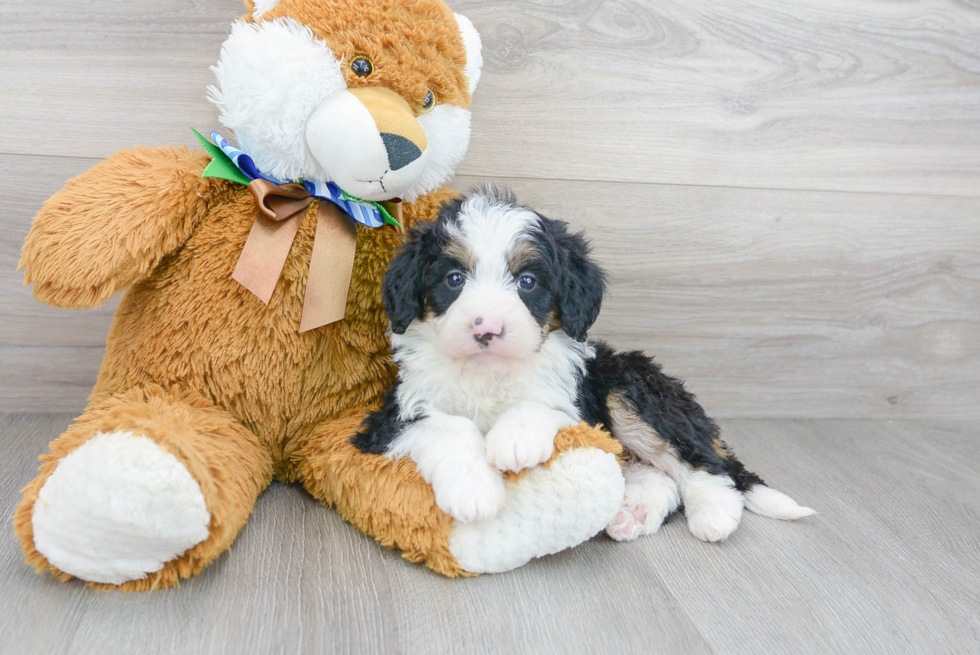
[20,146,219,309]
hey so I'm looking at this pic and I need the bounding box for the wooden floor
[2,414,978,655]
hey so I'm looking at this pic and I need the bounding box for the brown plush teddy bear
[15,0,626,590]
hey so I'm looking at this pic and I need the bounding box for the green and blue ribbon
[191,127,399,228]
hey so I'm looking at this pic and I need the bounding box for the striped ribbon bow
[191,128,402,332]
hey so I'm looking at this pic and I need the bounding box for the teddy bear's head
[209,0,482,202]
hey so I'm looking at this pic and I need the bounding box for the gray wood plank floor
[3,414,978,655]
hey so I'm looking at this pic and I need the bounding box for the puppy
[355,186,814,542]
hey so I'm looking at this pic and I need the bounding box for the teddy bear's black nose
[380,133,423,171]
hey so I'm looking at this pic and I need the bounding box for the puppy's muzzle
[473,317,504,346]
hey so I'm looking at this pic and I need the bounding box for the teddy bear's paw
[31,431,211,585]
[484,402,575,473]
[448,446,625,574]
[683,471,744,543]
[606,462,681,541]
[432,460,507,523]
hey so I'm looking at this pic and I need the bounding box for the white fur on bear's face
[209,18,343,183]
[209,16,476,202]
[305,91,432,202]
[411,105,472,202]
[454,13,483,95]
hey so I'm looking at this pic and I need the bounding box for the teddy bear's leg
[295,414,625,576]
[15,385,273,591]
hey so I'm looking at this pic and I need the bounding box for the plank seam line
[3,152,978,201]
[459,172,980,201]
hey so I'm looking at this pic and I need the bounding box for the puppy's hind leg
[678,467,744,542]
[606,393,743,542]
[605,462,680,542]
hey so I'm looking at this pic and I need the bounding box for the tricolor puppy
[355,187,815,542]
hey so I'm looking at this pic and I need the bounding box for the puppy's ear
[383,231,430,334]
[540,216,607,342]
[383,198,461,333]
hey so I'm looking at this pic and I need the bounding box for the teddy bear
[14,0,626,590]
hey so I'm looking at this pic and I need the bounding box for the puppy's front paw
[433,461,506,523]
[485,423,554,473]
[485,402,571,472]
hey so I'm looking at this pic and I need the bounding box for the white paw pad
[608,463,682,542]
[605,501,648,542]
[32,431,211,585]
[485,423,554,473]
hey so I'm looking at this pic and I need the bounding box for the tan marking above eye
[507,242,540,275]
[443,241,475,270]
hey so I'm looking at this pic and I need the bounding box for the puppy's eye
[421,90,435,111]
[517,274,536,290]
[351,57,373,77]
[447,271,465,288]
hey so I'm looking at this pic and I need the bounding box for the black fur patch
[577,341,764,492]
[352,380,419,454]
[529,215,607,341]
[382,200,464,334]
[509,249,559,327]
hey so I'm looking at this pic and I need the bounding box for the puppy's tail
[724,451,816,520]
[744,484,816,520]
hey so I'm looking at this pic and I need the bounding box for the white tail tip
[744,485,816,520]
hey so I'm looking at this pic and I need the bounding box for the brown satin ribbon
[232,179,357,333]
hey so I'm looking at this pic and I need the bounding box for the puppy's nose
[473,317,504,345]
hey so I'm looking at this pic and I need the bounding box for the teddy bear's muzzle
[305,86,430,202]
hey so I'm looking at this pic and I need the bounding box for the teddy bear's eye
[421,90,435,111]
[351,57,373,77]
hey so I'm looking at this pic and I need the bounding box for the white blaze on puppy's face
[430,195,546,361]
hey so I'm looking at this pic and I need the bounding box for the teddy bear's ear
[454,13,483,96]
[246,0,279,21]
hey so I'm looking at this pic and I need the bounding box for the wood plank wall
[1,0,978,418]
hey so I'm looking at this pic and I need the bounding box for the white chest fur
[392,327,593,433]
